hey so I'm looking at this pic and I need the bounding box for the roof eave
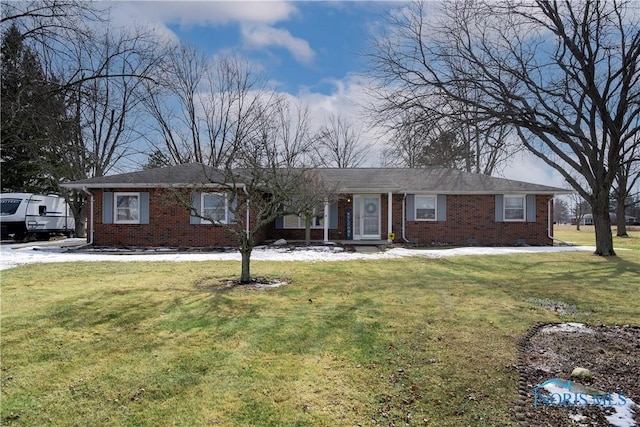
[400,189,573,195]
[60,182,246,189]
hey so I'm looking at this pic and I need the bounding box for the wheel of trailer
[35,233,51,241]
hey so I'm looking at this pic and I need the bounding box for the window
[201,193,228,224]
[504,195,525,221]
[415,195,437,220]
[283,206,325,229]
[1,198,22,215]
[114,193,140,223]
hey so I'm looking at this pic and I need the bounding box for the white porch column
[387,192,393,242]
[323,198,329,242]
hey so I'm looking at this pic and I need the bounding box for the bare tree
[1,1,152,91]
[379,102,516,172]
[553,198,570,224]
[144,48,272,169]
[569,193,590,231]
[367,6,518,175]
[2,1,163,236]
[180,96,322,282]
[1,0,99,50]
[272,99,317,167]
[145,51,326,282]
[613,138,640,236]
[314,113,370,168]
[381,110,431,167]
[55,25,162,236]
[368,0,640,256]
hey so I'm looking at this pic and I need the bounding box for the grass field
[1,227,639,426]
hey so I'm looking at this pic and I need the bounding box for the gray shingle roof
[317,168,568,194]
[61,163,226,188]
[62,163,569,194]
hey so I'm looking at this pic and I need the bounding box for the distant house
[573,213,637,226]
[61,163,571,248]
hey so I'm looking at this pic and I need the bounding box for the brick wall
[400,194,552,246]
[90,189,554,247]
[271,193,553,246]
[92,188,242,248]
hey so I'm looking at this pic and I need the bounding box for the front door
[353,195,380,240]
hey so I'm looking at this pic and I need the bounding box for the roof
[61,163,571,195]
[60,163,229,189]
[318,168,570,194]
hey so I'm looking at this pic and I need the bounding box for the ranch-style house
[61,163,571,248]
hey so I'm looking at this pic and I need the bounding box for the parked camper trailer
[0,193,75,240]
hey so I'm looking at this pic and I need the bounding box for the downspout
[81,187,94,245]
[401,193,409,243]
[548,197,571,246]
[387,192,393,242]
[323,198,329,243]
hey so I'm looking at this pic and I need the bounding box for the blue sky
[166,2,382,94]
[116,1,387,94]
[108,1,568,188]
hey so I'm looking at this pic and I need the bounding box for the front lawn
[1,235,638,426]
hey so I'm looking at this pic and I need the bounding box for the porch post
[387,192,393,242]
[323,198,329,242]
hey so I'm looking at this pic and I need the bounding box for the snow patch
[540,323,596,334]
[542,382,637,427]
[0,240,596,271]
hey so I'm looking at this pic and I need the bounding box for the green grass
[1,230,639,426]
[555,224,640,250]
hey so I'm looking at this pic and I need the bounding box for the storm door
[353,195,380,240]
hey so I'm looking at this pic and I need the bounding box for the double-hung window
[415,195,437,221]
[201,193,228,224]
[114,192,140,224]
[283,205,325,229]
[504,195,526,221]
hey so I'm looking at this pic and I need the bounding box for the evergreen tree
[1,24,69,192]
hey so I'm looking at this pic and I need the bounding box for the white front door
[353,195,380,240]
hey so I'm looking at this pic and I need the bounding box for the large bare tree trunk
[592,194,615,256]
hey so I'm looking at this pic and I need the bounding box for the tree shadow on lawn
[515,252,639,284]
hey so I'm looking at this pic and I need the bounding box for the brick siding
[90,189,554,247]
[92,188,241,247]
[401,194,552,246]
[271,194,553,246]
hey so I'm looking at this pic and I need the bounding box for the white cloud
[241,24,315,64]
[108,2,315,65]
[290,74,388,165]
[500,151,569,188]
[118,1,298,27]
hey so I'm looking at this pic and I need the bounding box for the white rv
[1,193,75,240]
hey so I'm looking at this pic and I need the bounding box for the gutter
[401,193,409,243]
[548,197,571,246]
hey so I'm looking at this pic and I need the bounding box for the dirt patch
[195,276,291,292]
[516,323,640,426]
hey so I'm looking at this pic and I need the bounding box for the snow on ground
[541,380,637,427]
[0,239,596,271]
